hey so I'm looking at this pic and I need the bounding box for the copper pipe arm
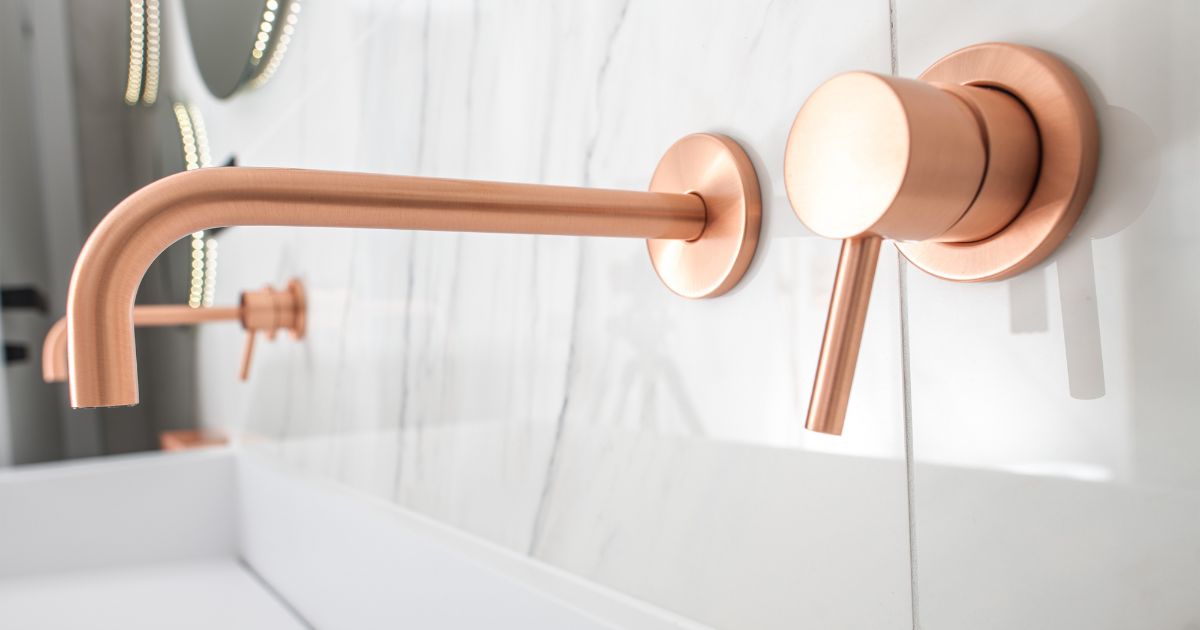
[66,134,760,408]
[132,305,242,326]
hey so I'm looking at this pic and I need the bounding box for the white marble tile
[146,0,1200,626]
[182,0,914,626]
[529,425,912,629]
[895,0,1200,627]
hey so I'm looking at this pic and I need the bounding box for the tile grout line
[898,252,920,630]
[889,0,898,76]
[889,1,921,628]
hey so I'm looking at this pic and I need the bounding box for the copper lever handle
[238,331,257,382]
[784,43,1099,435]
[807,237,881,434]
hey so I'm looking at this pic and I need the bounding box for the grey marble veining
[181,0,911,627]
[166,0,1200,627]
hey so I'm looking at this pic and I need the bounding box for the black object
[202,156,239,237]
[4,343,28,365]
[0,286,48,313]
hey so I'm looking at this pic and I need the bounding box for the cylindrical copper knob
[786,72,988,242]
[785,71,1040,435]
[786,72,1038,244]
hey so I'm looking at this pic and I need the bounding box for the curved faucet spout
[68,168,704,407]
[68,133,760,408]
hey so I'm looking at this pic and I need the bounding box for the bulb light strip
[124,0,145,105]
[247,0,300,89]
[141,0,160,105]
[124,0,159,106]
[173,103,217,308]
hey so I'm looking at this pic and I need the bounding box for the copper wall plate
[647,133,762,298]
[896,43,1100,282]
[285,278,307,340]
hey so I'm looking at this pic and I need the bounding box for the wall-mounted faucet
[45,279,305,384]
[785,43,1099,435]
[65,133,760,408]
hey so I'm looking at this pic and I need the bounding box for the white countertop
[0,559,306,629]
[0,447,699,629]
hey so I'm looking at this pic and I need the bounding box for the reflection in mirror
[182,0,301,99]
[124,0,160,105]
[164,101,218,308]
[3,1,270,465]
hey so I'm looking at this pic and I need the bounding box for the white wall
[897,1,1200,628]
[188,1,914,627]
[175,1,1200,628]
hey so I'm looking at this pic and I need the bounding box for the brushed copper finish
[786,43,1097,435]
[159,429,229,451]
[135,305,241,325]
[66,133,760,408]
[237,279,306,380]
[648,133,762,298]
[897,43,1099,280]
[45,281,305,384]
[806,237,881,435]
[930,83,1040,243]
[786,72,987,242]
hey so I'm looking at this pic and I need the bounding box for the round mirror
[181,0,300,99]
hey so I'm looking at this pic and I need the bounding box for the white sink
[0,447,698,629]
[0,559,305,629]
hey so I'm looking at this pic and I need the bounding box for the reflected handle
[238,331,257,382]
[236,279,306,382]
[806,237,881,435]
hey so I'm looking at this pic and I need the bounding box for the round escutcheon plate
[647,133,762,298]
[896,43,1100,282]
[286,278,307,340]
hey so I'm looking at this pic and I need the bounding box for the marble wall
[168,0,1200,628]
[187,1,912,627]
[897,1,1200,628]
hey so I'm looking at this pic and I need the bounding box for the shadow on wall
[1007,101,1160,401]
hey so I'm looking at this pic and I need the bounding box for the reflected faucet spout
[66,133,761,408]
[48,280,303,384]
[45,305,239,383]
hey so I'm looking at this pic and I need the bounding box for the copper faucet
[65,133,760,408]
[784,44,1098,435]
[46,280,305,384]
